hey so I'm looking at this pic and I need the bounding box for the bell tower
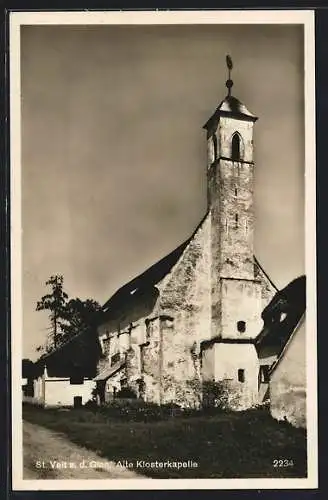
[201,57,263,409]
[205,55,258,282]
[204,56,262,341]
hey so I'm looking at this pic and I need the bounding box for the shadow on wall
[101,286,160,331]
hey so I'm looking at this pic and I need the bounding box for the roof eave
[101,211,210,314]
[93,361,126,382]
[268,313,306,376]
[203,111,258,129]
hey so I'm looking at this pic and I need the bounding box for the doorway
[73,396,83,408]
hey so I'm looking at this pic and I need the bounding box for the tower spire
[225,55,233,97]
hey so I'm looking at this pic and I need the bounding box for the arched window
[231,133,241,161]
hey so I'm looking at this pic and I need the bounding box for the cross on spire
[225,54,233,96]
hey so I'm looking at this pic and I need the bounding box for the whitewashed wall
[28,376,95,407]
[214,343,260,409]
[270,316,306,428]
[43,378,95,407]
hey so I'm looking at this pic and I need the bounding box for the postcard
[10,9,317,490]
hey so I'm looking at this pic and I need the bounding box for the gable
[101,240,190,314]
[100,212,210,316]
[158,213,211,311]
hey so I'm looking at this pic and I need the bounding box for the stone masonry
[95,76,278,410]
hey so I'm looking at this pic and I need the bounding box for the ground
[23,420,143,479]
[23,403,307,479]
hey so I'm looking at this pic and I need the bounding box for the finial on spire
[225,54,233,96]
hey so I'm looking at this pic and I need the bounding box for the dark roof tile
[204,95,258,130]
[102,212,209,312]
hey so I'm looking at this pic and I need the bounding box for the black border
[315,7,327,499]
[2,3,326,499]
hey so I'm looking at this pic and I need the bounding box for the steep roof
[34,328,101,379]
[203,95,258,130]
[261,275,306,324]
[102,212,209,313]
[256,275,306,358]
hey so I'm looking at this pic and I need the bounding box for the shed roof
[93,360,125,382]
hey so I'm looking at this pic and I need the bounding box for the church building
[94,58,305,411]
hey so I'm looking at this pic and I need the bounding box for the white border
[10,9,317,491]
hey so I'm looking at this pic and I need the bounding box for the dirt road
[23,421,144,479]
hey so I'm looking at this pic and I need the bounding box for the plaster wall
[158,216,211,407]
[214,342,259,409]
[31,376,95,407]
[220,278,263,339]
[270,317,306,428]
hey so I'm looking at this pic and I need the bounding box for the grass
[23,403,307,479]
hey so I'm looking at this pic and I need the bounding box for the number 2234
[273,459,294,467]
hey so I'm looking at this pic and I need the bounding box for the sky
[20,23,305,360]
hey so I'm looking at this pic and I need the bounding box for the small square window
[237,321,246,333]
